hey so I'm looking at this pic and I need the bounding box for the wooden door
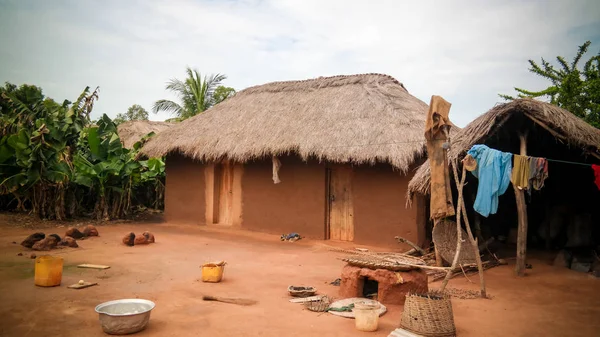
[214,161,234,225]
[329,165,354,241]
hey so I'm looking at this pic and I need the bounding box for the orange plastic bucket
[34,255,63,287]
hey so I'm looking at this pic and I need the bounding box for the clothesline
[465,144,600,218]
[545,158,593,167]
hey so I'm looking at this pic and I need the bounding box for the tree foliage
[501,41,600,128]
[0,83,164,220]
[153,67,234,121]
[113,104,149,125]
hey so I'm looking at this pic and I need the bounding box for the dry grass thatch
[117,120,174,149]
[407,98,600,197]
[141,73,429,173]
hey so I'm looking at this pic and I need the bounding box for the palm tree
[153,67,228,120]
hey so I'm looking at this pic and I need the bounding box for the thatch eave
[141,73,430,173]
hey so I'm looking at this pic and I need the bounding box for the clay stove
[338,265,428,305]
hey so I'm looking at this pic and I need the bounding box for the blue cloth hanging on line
[467,145,513,217]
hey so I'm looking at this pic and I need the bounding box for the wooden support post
[515,133,529,277]
[433,219,443,266]
[451,160,487,298]
[439,165,466,292]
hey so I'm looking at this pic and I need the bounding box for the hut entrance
[328,165,354,241]
[212,160,242,226]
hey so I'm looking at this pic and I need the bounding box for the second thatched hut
[117,120,174,149]
[408,99,600,273]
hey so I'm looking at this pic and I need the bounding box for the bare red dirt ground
[0,213,599,337]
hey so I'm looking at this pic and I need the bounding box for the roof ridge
[240,73,407,93]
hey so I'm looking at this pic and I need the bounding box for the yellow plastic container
[34,255,63,287]
[201,262,225,283]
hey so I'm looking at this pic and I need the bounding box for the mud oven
[338,254,428,305]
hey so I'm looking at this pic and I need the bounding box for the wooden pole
[451,160,487,298]
[515,133,529,277]
[434,220,444,266]
[440,165,466,292]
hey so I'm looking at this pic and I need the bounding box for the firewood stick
[395,236,427,256]
[202,295,257,306]
[460,264,474,283]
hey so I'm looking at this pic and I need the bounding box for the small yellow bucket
[34,255,63,287]
[201,261,226,283]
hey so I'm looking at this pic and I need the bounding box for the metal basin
[95,299,155,335]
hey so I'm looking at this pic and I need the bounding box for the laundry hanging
[593,164,600,190]
[466,145,513,217]
[511,155,531,190]
[529,157,548,190]
[464,144,597,215]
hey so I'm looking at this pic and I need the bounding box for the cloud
[0,0,598,126]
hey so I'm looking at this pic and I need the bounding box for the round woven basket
[304,296,332,312]
[432,219,477,264]
[400,292,456,337]
[288,286,317,297]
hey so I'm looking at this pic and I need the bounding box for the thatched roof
[407,98,600,197]
[141,74,430,172]
[117,120,174,149]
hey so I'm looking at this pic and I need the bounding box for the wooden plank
[212,164,221,224]
[68,282,98,289]
[218,160,234,226]
[77,264,110,270]
[324,168,332,240]
[204,164,215,224]
[289,295,324,303]
[231,163,243,227]
[515,133,529,277]
[329,167,341,240]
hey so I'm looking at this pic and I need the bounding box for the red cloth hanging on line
[593,164,600,190]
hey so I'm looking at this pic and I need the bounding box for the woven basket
[288,286,317,297]
[304,296,332,312]
[432,219,477,264]
[400,292,456,337]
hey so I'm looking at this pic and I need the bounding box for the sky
[1,0,599,127]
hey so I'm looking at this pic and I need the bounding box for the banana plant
[1,83,165,219]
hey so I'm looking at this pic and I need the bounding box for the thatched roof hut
[407,98,600,198]
[141,73,429,173]
[117,120,174,149]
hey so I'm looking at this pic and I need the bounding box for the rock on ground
[58,237,79,248]
[122,233,135,246]
[48,234,61,242]
[20,233,45,248]
[83,225,99,237]
[65,227,84,239]
[134,234,150,245]
[32,236,59,251]
[142,231,155,243]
